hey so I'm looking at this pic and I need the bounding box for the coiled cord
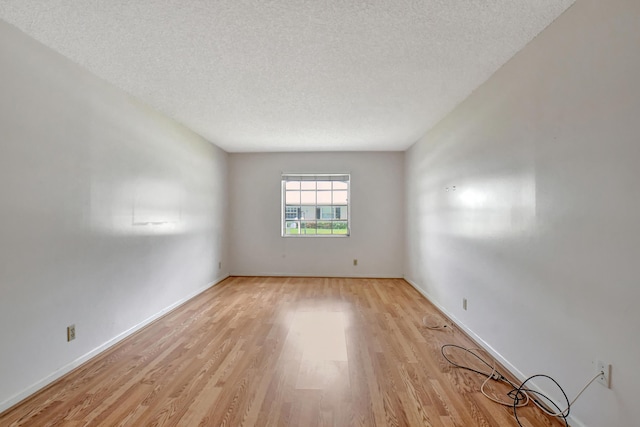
[440,344,601,426]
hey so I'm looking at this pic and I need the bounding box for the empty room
[0,1,638,426]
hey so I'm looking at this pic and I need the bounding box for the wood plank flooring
[0,277,565,426]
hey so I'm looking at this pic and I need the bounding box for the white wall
[229,152,404,277]
[0,21,229,411]
[405,1,639,426]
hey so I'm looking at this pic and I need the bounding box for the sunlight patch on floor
[291,311,348,361]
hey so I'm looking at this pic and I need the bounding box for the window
[285,206,300,220]
[282,174,350,236]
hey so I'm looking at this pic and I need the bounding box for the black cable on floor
[441,344,573,427]
[513,374,569,427]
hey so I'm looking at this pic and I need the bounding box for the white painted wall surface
[229,152,404,277]
[405,1,639,426]
[0,22,228,411]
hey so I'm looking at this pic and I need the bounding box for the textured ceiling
[0,1,574,152]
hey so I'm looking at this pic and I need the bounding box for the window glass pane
[285,221,299,234]
[286,191,300,204]
[333,221,348,234]
[300,221,317,234]
[286,181,300,190]
[318,206,332,219]
[333,181,348,190]
[317,191,331,204]
[301,206,316,220]
[300,191,316,204]
[284,206,298,219]
[317,181,332,190]
[285,206,300,219]
[336,206,348,219]
[333,190,348,204]
[317,221,332,234]
[301,181,316,190]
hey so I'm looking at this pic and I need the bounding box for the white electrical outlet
[597,360,611,388]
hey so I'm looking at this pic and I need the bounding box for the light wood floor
[0,277,564,426]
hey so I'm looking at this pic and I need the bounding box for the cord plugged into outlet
[597,360,611,388]
[441,345,611,427]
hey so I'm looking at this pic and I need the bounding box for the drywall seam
[0,274,230,414]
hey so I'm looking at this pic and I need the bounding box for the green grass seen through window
[285,227,348,235]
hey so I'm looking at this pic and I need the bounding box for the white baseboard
[403,276,586,427]
[230,271,402,279]
[0,274,229,414]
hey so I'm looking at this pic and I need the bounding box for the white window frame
[281,173,350,237]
